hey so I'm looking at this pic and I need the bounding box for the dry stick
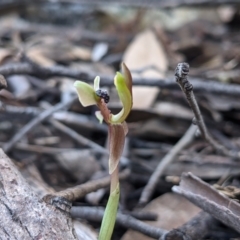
[71,206,168,239]
[2,104,107,133]
[49,119,128,167]
[2,97,77,153]
[28,0,240,8]
[3,104,41,116]
[2,0,240,10]
[54,169,130,201]
[11,100,125,169]
[161,211,215,240]
[49,119,107,154]
[1,62,240,96]
[175,62,239,159]
[173,172,240,234]
[139,124,197,205]
[125,211,157,221]
[2,142,72,154]
[4,97,115,163]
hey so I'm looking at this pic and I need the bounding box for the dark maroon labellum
[95,89,110,103]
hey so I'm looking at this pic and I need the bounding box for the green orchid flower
[74,63,133,240]
[74,63,132,125]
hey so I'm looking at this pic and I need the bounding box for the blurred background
[1,1,240,239]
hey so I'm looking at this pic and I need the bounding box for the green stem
[99,168,120,240]
[110,167,119,193]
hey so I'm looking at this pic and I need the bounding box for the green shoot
[74,63,133,240]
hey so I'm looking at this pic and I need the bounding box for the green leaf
[99,184,120,240]
[74,81,99,107]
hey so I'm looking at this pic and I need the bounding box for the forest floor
[1,1,240,239]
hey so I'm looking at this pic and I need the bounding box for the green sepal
[99,183,120,240]
[94,76,100,91]
[95,111,104,124]
[74,80,99,107]
[110,72,132,123]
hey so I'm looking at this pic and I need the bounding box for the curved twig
[175,62,240,159]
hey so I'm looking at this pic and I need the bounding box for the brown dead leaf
[71,62,114,76]
[134,119,186,138]
[154,102,193,120]
[0,75,7,90]
[56,150,100,183]
[0,48,13,64]
[26,36,91,66]
[0,89,15,100]
[71,46,92,61]
[27,47,55,67]
[123,29,168,109]
[121,193,200,240]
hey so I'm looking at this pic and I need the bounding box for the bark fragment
[0,149,77,240]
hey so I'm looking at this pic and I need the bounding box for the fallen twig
[2,101,127,167]
[29,0,240,8]
[49,119,108,154]
[161,211,215,240]
[1,104,107,132]
[2,0,240,11]
[53,169,130,201]
[139,124,197,205]
[173,172,240,234]
[49,119,129,169]
[71,206,167,239]
[124,211,157,221]
[2,97,76,153]
[2,142,74,154]
[1,62,240,96]
[175,62,240,159]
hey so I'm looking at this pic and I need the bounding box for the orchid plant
[74,63,133,240]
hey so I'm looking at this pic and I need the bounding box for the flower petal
[95,110,104,124]
[122,62,132,98]
[108,124,125,174]
[111,72,132,123]
[94,76,100,91]
[74,81,99,107]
